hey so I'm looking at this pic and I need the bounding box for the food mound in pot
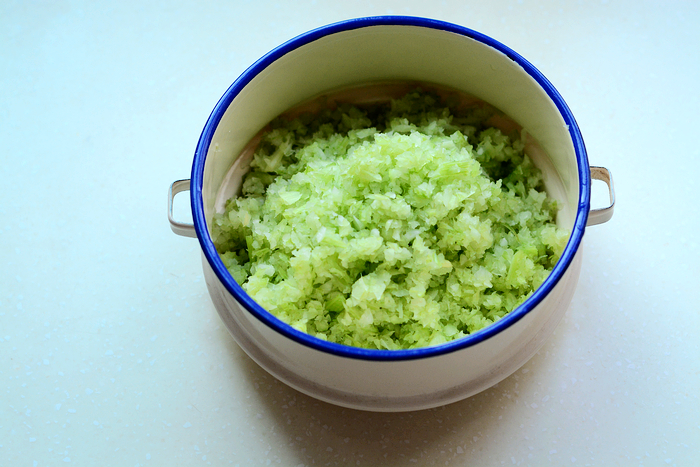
[212,90,569,350]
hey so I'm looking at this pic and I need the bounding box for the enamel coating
[186,17,599,411]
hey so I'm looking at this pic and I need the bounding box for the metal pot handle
[169,168,614,236]
[168,179,197,238]
[587,166,615,226]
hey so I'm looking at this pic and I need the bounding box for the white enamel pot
[168,16,615,412]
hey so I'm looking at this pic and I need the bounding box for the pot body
[203,250,581,411]
[189,17,593,411]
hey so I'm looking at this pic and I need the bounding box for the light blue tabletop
[2,1,698,465]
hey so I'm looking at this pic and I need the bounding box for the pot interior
[200,23,582,232]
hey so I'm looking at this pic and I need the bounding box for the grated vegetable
[212,90,569,349]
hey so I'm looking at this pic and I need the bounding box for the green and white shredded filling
[212,90,569,350]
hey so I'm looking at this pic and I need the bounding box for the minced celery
[212,90,569,350]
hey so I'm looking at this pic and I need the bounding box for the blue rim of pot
[190,16,590,361]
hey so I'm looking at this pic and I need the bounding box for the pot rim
[190,15,591,361]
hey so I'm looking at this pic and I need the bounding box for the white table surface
[2,1,698,465]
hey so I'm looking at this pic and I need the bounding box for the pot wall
[203,250,582,411]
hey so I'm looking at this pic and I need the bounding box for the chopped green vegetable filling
[212,90,569,349]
